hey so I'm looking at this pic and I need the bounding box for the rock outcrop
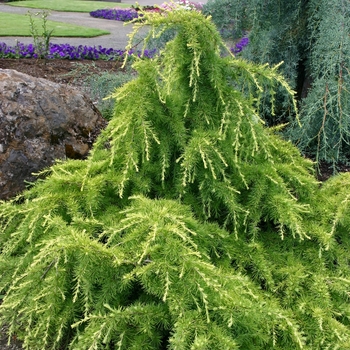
[0,68,107,200]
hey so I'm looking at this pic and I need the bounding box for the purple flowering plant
[230,36,249,55]
[90,1,204,22]
[89,8,139,22]
[0,34,248,61]
[0,42,157,60]
[0,38,248,60]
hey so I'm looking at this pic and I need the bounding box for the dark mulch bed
[0,57,125,86]
[317,161,350,182]
[0,325,23,350]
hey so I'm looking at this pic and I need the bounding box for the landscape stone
[0,68,107,200]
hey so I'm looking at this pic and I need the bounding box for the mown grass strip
[5,0,131,12]
[0,12,110,37]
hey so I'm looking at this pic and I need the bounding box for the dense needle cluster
[1,7,350,350]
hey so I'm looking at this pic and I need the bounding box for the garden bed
[1,56,349,181]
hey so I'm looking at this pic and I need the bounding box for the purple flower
[0,42,158,60]
[231,36,249,55]
[90,8,138,22]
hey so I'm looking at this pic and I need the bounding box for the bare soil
[0,325,23,350]
[0,57,125,86]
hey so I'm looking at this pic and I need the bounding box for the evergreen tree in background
[1,7,350,350]
[204,0,350,167]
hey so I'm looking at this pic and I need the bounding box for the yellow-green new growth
[1,7,350,350]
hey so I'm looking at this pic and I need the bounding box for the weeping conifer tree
[204,0,350,166]
[1,7,350,350]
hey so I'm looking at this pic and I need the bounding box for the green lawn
[6,0,131,12]
[0,12,110,37]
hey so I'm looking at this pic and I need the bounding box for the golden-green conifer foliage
[1,7,350,350]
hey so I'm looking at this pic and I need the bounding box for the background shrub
[83,70,135,120]
[203,0,350,168]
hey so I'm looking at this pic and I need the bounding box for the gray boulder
[0,69,107,200]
